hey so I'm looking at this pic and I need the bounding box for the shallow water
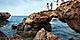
[0,16,79,40]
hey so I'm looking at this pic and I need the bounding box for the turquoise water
[0,16,79,40]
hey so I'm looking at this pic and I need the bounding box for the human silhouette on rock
[46,2,53,10]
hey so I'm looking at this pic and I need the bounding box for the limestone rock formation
[34,28,60,40]
[0,12,11,21]
[23,10,56,32]
[0,12,11,27]
[17,10,54,33]
[16,10,58,40]
[52,0,80,33]
[5,34,23,40]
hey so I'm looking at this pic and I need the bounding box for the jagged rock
[0,12,11,21]
[17,10,54,33]
[0,21,9,27]
[33,28,60,40]
[0,12,11,27]
[0,31,7,40]
[16,10,57,40]
[52,0,80,33]
[16,27,38,39]
[23,10,56,32]
[5,34,23,40]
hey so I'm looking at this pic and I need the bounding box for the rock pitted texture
[23,10,55,32]
[0,12,11,21]
[5,34,23,40]
[34,28,60,40]
[16,0,80,40]
[17,10,55,34]
[53,0,80,33]
[0,12,11,27]
[16,10,59,40]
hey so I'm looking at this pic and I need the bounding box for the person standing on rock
[50,2,53,10]
[46,2,49,10]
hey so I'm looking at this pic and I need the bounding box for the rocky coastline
[0,0,80,40]
[16,0,80,40]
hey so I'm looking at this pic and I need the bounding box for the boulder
[0,12,11,21]
[34,28,60,40]
[0,12,11,27]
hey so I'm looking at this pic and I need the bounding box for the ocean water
[8,16,26,24]
[0,16,26,37]
[0,16,79,40]
[50,18,79,40]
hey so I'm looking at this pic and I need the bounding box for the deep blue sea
[0,16,80,40]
